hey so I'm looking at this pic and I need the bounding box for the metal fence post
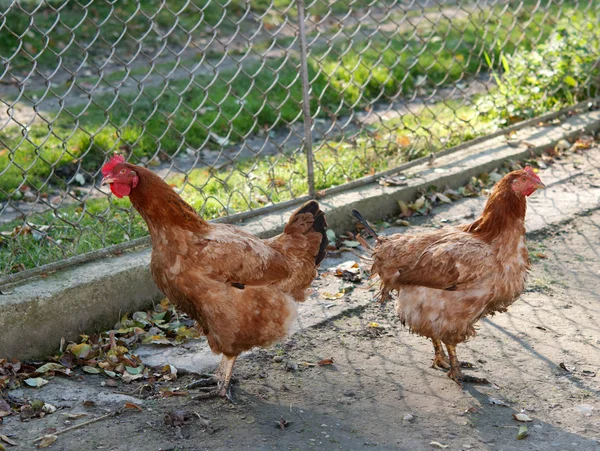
[295,0,316,198]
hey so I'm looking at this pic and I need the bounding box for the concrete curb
[2,110,600,361]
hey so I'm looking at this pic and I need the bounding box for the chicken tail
[351,209,378,238]
[285,200,329,266]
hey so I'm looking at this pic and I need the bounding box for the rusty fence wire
[0,0,599,282]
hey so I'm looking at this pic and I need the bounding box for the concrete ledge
[2,110,600,360]
[0,249,163,359]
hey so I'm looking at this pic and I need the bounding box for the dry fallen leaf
[0,435,16,446]
[513,413,533,422]
[517,425,529,440]
[121,372,144,384]
[435,192,452,204]
[36,435,57,449]
[0,397,11,418]
[24,378,49,388]
[124,402,143,412]
[82,366,101,374]
[61,413,87,419]
[42,404,56,414]
[412,196,426,211]
[317,358,334,366]
[397,200,412,217]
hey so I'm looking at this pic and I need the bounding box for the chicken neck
[127,165,210,240]
[463,181,527,245]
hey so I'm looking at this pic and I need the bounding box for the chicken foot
[192,355,237,403]
[186,356,227,389]
[445,343,489,384]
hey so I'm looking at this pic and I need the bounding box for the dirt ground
[2,196,600,450]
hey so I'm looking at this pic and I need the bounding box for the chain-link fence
[0,0,599,281]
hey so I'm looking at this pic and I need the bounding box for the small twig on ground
[33,411,117,443]
[292,406,307,424]
[193,411,215,433]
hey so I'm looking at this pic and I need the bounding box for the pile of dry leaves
[0,299,200,423]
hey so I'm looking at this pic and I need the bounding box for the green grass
[0,0,249,71]
[0,196,148,273]
[0,0,388,72]
[0,3,581,199]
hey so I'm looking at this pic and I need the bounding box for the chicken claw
[191,356,237,403]
[457,374,489,384]
[445,344,489,385]
[447,371,489,385]
[192,385,235,403]
[186,377,220,389]
[432,358,475,371]
[220,384,235,403]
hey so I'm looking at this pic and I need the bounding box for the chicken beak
[101,176,114,186]
[534,181,546,190]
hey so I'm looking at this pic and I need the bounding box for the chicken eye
[120,168,127,174]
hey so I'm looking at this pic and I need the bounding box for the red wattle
[110,183,131,198]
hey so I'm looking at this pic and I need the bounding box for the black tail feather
[351,209,378,238]
[297,200,329,266]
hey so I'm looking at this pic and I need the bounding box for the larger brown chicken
[101,154,328,398]
[352,166,545,384]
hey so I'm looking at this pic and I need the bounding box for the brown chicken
[353,166,545,384]
[101,155,328,398]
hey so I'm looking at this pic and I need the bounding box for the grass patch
[1,4,584,199]
[0,0,388,72]
[0,196,148,273]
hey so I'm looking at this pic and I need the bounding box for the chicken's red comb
[523,165,541,181]
[102,154,125,176]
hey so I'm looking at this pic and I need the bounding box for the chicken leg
[217,355,237,400]
[432,339,476,371]
[431,339,451,369]
[445,343,488,384]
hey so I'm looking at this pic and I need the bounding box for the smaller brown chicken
[352,166,545,384]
